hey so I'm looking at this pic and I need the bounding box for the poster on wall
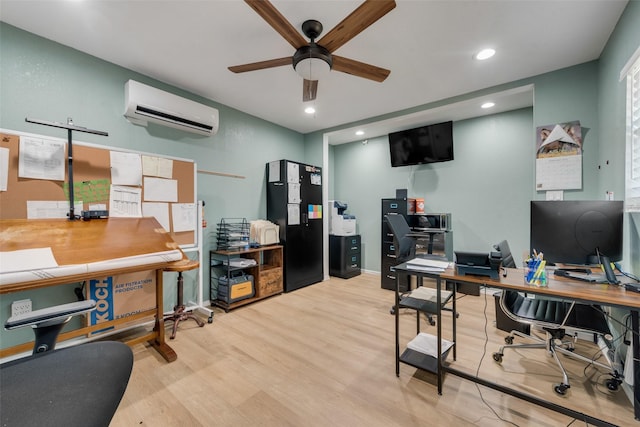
[535,120,583,191]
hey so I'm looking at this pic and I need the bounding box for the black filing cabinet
[329,235,361,279]
[381,198,453,292]
[381,198,411,292]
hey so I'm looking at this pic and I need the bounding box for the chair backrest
[385,214,416,261]
[494,240,516,268]
[494,239,612,335]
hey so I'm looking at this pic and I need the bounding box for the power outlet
[11,299,32,317]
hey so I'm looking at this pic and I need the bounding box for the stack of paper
[407,332,454,357]
[405,257,450,272]
[408,286,452,303]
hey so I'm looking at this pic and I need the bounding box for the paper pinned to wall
[143,177,177,202]
[110,151,142,186]
[0,147,8,191]
[110,185,142,217]
[171,203,196,232]
[535,121,582,191]
[18,135,65,181]
[142,155,173,179]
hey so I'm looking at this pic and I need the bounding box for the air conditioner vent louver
[124,80,219,136]
[134,106,215,133]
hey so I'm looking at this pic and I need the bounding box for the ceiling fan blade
[303,80,318,102]
[228,57,292,73]
[317,0,396,53]
[332,55,390,82]
[245,0,307,49]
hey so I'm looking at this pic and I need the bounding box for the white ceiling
[0,0,628,144]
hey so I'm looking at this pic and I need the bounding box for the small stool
[163,258,205,339]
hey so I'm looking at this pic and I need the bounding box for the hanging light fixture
[292,20,332,81]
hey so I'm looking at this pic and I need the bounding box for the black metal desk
[395,264,640,427]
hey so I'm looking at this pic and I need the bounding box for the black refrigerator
[267,159,323,292]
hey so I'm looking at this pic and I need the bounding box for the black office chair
[386,213,451,323]
[491,240,622,395]
[1,300,134,427]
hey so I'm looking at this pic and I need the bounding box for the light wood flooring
[110,273,635,426]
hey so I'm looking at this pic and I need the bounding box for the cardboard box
[87,270,156,334]
[408,198,416,214]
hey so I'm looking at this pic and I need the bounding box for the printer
[329,200,356,236]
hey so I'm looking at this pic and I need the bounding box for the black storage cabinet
[381,198,411,292]
[329,235,361,279]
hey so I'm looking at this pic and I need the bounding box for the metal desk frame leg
[395,270,400,377]
[437,275,443,394]
[633,310,640,420]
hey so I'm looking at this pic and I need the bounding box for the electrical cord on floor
[580,305,630,390]
[590,304,634,341]
[471,285,520,427]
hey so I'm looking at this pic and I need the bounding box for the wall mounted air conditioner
[124,80,219,136]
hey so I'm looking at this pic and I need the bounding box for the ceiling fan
[228,0,396,102]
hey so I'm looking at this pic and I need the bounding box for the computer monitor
[530,200,624,266]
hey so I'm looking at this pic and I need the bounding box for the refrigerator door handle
[302,212,308,225]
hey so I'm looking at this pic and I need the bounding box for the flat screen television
[388,121,454,167]
[530,200,624,266]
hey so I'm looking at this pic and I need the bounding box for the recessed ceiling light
[481,102,495,109]
[304,106,316,114]
[475,48,496,60]
[355,130,365,136]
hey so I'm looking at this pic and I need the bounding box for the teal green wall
[321,60,605,274]
[531,63,601,199]
[596,0,640,275]
[0,23,305,348]
[332,109,533,271]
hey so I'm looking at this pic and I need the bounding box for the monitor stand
[599,255,619,284]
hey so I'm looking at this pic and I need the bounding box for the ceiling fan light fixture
[293,44,332,81]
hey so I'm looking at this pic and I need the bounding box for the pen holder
[524,262,547,286]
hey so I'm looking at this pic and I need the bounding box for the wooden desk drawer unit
[259,268,283,297]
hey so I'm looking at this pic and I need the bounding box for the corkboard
[0,132,196,246]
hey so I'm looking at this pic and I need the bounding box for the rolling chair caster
[553,383,570,396]
[492,352,503,363]
[605,376,622,392]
